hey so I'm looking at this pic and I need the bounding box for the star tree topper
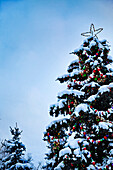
[81,24,103,38]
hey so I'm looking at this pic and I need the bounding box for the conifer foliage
[43,24,113,169]
[1,123,33,170]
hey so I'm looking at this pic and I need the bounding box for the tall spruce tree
[43,24,113,169]
[1,123,34,170]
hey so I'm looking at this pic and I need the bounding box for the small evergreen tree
[43,24,113,169]
[1,123,34,170]
[0,140,9,169]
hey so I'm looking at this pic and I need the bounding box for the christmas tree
[43,24,113,169]
[1,123,34,170]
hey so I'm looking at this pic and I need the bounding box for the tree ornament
[81,23,103,38]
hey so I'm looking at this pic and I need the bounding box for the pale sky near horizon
[0,0,113,167]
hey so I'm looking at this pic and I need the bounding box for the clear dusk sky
[0,0,113,166]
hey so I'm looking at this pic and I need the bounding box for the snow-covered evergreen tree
[0,140,9,169]
[43,24,113,169]
[1,123,34,170]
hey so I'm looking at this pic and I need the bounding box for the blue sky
[0,0,113,166]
